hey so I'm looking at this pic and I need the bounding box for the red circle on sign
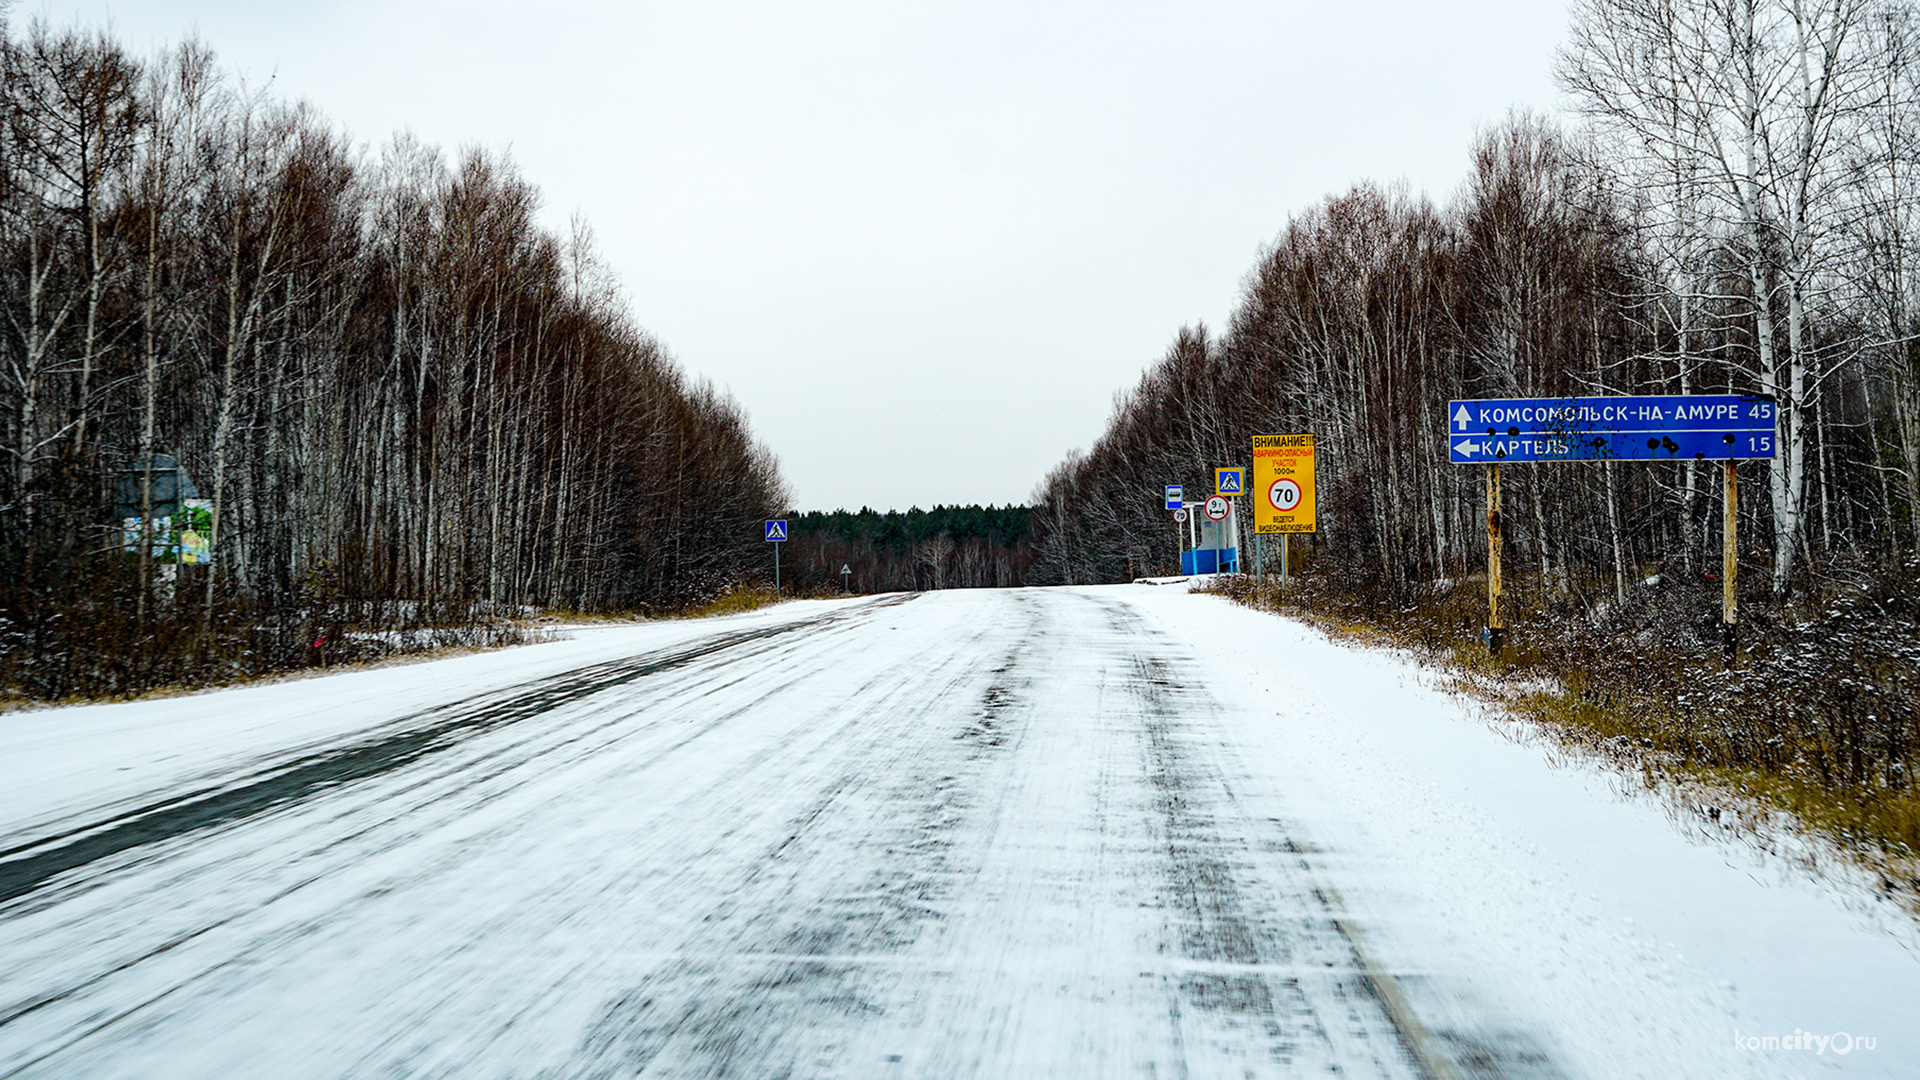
[1204,496,1229,521]
[1268,478,1301,512]
[1172,508,1188,522]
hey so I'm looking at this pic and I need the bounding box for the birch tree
[1559,0,1888,593]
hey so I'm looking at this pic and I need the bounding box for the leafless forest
[1,24,786,699]
[1034,0,1920,608]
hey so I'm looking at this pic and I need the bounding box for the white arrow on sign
[1454,439,1481,457]
[1453,404,1472,430]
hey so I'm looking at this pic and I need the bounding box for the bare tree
[1560,0,1890,593]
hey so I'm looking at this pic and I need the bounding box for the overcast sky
[37,0,1569,511]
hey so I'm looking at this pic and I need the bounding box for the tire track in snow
[563,594,1043,1078]
[0,596,911,910]
[561,589,1468,1078]
[1,588,1561,1078]
[1089,597,1425,1078]
[0,596,927,1067]
[1099,596,1563,1080]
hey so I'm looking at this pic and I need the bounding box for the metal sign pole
[774,541,781,592]
[1219,501,1227,577]
[1487,463,1503,655]
[1223,499,1232,575]
[1723,461,1738,666]
[1282,533,1289,588]
[1232,498,1243,573]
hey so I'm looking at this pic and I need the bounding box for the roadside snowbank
[1125,583,1915,1079]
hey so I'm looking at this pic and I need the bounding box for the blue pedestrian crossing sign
[764,519,788,542]
[1214,467,1245,497]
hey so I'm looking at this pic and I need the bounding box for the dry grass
[676,583,788,619]
[0,626,553,716]
[0,579,800,714]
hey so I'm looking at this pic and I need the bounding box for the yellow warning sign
[1252,433,1316,534]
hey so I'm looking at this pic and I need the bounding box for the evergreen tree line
[0,22,787,699]
[782,505,1033,593]
[1033,0,1920,617]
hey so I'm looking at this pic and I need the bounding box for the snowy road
[1,587,1912,1078]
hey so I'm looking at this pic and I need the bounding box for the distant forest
[783,505,1033,593]
[0,21,786,699]
[1032,0,1920,615]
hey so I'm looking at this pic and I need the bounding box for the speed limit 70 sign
[1251,433,1316,534]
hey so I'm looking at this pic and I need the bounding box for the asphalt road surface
[0,588,1579,1078]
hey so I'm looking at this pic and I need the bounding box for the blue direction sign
[1448,395,1776,464]
[1164,485,1183,510]
[764,519,788,542]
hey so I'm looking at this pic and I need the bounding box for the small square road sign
[764,519,788,542]
[1215,467,1245,497]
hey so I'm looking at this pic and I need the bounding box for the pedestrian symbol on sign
[764,519,788,542]
[1215,467,1244,497]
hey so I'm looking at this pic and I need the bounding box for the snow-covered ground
[0,585,1911,1078]
[1124,585,1916,1078]
[0,597,869,851]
